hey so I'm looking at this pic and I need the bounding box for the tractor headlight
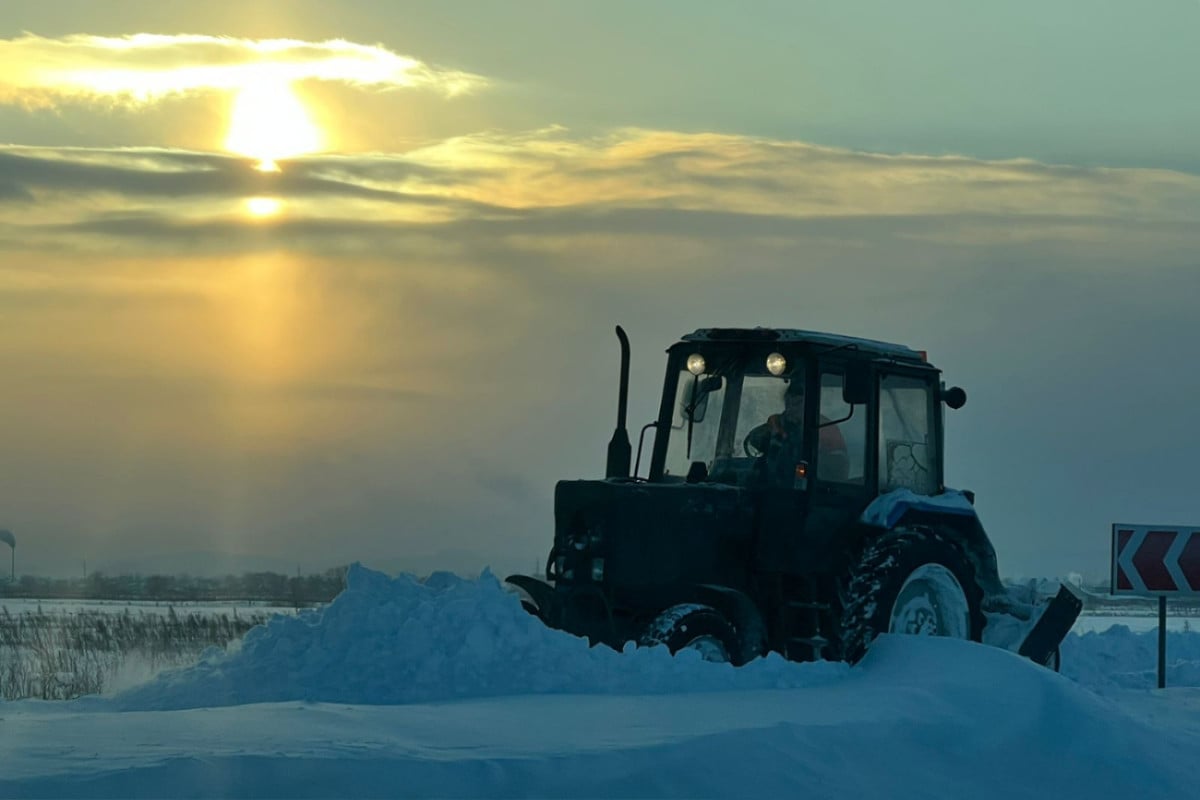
[686,353,706,375]
[590,558,605,582]
[766,352,787,376]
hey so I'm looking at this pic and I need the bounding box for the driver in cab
[745,379,849,484]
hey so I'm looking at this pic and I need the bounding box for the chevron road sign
[1111,524,1200,596]
[1110,523,1200,689]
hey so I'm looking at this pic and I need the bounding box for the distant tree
[144,575,171,599]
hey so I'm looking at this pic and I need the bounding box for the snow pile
[859,487,977,529]
[105,562,1200,712]
[111,564,846,711]
[1064,624,1200,690]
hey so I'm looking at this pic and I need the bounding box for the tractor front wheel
[640,604,741,665]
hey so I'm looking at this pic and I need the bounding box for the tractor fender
[861,489,1006,598]
[691,584,768,664]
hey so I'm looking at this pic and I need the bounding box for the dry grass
[0,605,268,700]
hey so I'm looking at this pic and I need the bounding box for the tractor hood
[550,479,756,591]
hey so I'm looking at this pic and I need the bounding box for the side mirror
[942,386,967,410]
[681,375,723,423]
[843,364,872,406]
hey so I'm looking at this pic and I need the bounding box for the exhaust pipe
[605,325,632,478]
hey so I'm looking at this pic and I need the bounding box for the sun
[225,78,322,170]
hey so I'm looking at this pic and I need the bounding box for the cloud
[398,127,1200,223]
[0,146,484,207]
[0,33,487,107]
[0,181,34,202]
[2,129,1198,259]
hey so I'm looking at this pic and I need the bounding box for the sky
[1,1,1199,581]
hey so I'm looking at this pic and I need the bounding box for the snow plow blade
[504,575,556,622]
[1017,584,1083,666]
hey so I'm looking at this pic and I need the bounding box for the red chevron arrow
[1133,531,1179,592]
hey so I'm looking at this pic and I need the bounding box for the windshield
[662,359,803,484]
[734,376,793,455]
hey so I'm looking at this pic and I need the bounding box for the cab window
[878,374,937,495]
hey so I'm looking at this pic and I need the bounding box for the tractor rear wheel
[640,604,741,664]
[840,528,985,665]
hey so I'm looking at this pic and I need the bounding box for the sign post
[1158,596,1167,689]
[1111,524,1200,689]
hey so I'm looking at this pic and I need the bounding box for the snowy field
[1,566,1198,799]
[1073,613,1195,634]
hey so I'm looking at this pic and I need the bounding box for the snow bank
[111,564,845,711]
[1064,624,1200,690]
[10,636,1200,800]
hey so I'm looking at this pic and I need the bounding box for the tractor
[506,326,1080,667]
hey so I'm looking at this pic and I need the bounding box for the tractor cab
[648,329,952,497]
